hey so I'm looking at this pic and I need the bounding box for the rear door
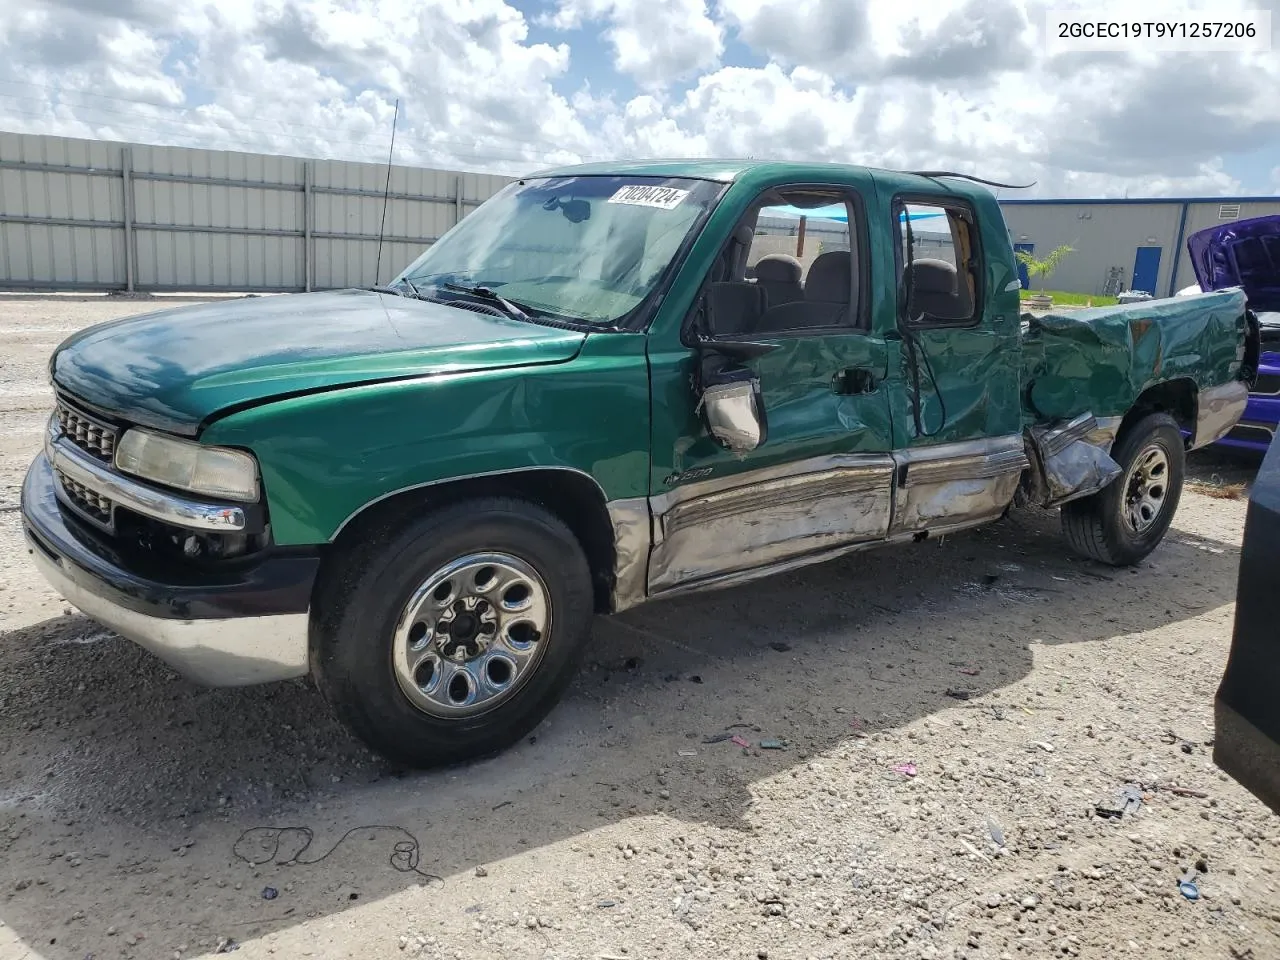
[871,184,1027,539]
[1215,436,1280,814]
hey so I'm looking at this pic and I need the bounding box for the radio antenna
[374,97,400,286]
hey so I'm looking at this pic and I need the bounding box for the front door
[646,183,895,596]
[1132,245,1163,294]
[1013,242,1034,290]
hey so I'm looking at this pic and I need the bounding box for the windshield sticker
[607,185,690,210]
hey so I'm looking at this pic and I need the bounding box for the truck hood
[1187,214,1280,312]
[50,289,588,436]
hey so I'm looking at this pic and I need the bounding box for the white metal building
[998,196,1280,299]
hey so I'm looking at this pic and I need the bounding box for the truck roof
[526,159,999,202]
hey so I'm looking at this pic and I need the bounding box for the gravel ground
[0,294,1277,960]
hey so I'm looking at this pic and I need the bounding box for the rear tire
[1061,412,1185,566]
[311,496,594,769]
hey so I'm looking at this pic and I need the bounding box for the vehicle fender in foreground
[1214,435,1280,815]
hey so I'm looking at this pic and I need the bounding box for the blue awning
[766,204,946,224]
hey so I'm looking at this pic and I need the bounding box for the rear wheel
[1061,412,1185,566]
[311,497,594,768]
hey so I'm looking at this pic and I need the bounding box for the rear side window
[896,199,982,327]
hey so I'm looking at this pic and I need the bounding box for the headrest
[806,251,851,303]
[753,254,803,283]
[911,258,959,295]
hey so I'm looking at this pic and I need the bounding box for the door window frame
[891,192,986,332]
[682,181,874,344]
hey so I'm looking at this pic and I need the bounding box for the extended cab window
[698,187,865,338]
[897,200,981,326]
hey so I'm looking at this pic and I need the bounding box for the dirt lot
[0,295,1277,960]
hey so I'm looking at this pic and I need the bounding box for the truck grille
[56,469,114,523]
[55,399,118,462]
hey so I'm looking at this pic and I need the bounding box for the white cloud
[549,0,723,87]
[0,0,1277,197]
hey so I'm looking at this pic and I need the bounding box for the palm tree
[1015,244,1075,293]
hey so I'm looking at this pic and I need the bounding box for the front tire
[1061,411,1185,566]
[311,497,594,768]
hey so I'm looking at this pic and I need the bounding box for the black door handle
[832,368,876,394]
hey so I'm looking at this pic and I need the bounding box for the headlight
[114,428,260,502]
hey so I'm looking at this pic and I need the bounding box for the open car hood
[1187,214,1280,312]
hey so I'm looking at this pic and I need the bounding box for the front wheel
[1060,411,1185,566]
[311,497,595,768]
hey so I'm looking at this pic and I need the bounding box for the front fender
[199,334,651,545]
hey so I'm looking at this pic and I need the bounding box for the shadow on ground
[0,501,1249,959]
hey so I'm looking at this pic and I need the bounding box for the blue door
[1013,243,1033,290]
[1132,246,1162,294]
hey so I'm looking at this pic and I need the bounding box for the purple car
[1184,215,1280,453]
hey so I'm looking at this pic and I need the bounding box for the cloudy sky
[1,0,1278,197]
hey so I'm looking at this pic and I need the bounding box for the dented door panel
[648,453,895,593]
[887,435,1029,537]
[646,332,895,595]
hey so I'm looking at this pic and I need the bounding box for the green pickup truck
[21,160,1258,767]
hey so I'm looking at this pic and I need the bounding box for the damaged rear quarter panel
[1020,289,1249,423]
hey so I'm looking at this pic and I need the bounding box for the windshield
[395,175,723,325]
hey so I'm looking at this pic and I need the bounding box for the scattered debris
[261,886,278,900]
[214,938,240,954]
[768,641,793,652]
[731,735,751,748]
[1169,786,1209,799]
[1181,742,1194,754]
[702,732,734,744]
[677,749,698,757]
[1095,784,1143,819]
[596,900,617,909]
[1033,741,1055,753]
[758,738,786,750]
[1176,539,1226,555]
[986,817,1005,848]
[1188,478,1246,500]
[945,688,973,700]
[1178,874,1201,902]
[474,866,488,878]
[891,762,918,777]
[958,667,981,676]
[960,838,990,861]
[688,675,703,684]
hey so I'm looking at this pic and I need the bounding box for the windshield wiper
[440,281,534,322]
[368,276,432,300]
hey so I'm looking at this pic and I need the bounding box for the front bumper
[21,452,317,686]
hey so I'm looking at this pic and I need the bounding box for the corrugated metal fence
[0,132,513,292]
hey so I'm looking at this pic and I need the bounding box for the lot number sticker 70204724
[607,185,690,210]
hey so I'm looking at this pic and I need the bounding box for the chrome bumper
[21,452,314,687]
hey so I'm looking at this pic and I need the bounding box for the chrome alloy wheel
[1122,443,1171,534]
[392,553,551,718]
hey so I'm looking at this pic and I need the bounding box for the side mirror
[695,340,774,454]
